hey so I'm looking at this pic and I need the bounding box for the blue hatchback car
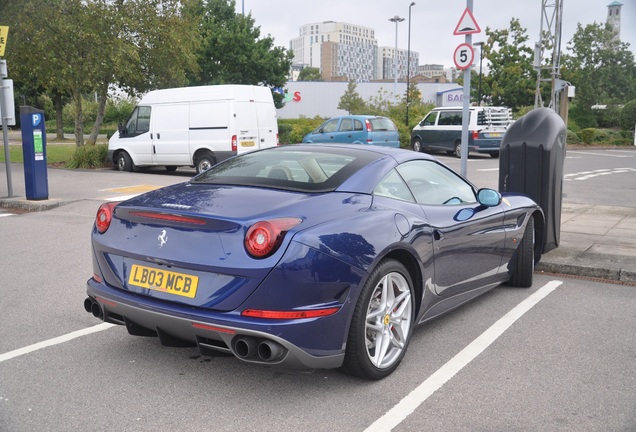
[302,115,400,147]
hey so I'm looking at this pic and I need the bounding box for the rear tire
[507,216,535,288]
[195,153,216,174]
[342,259,414,380]
[489,151,500,158]
[165,166,178,172]
[116,151,133,172]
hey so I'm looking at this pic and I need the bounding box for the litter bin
[20,106,49,200]
[498,108,566,253]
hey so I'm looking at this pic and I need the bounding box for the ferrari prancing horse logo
[158,230,168,248]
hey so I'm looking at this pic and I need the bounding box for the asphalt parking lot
[1,149,635,431]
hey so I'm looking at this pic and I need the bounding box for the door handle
[433,229,443,241]
[157,133,161,139]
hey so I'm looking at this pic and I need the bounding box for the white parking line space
[365,280,562,432]
[0,323,115,363]
[0,213,15,217]
[564,168,636,181]
[568,150,633,158]
[477,168,499,172]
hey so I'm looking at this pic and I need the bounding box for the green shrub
[579,128,596,144]
[66,144,109,169]
[566,130,580,144]
[593,129,611,143]
[620,99,636,132]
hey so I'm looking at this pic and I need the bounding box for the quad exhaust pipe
[233,336,286,362]
[84,297,103,319]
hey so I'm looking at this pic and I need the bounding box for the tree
[482,18,535,111]
[338,80,366,114]
[297,67,322,81]
[4,0,199,146]
[561,22,636,128]
[186,0,293,108]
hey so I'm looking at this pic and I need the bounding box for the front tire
[507,216,535,288]
[342,259,414,380]
[453,141,462,158]
[412,138,423,152]
[116,151,133,172]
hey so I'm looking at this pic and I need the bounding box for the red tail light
[245,217,302,258]
[241,307,340,319]
[95,202,119,233]
[365,119,372,132]
[232,135,237,152]
[472,130,480,140]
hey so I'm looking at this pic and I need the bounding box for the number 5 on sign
[453,43,474,70]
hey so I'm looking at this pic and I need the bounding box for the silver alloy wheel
[117,157,125,171]
[364,271,413,369]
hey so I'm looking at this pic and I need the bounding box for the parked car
[302,115,400,147]
[85,144,542,380]
[411,106,513,158]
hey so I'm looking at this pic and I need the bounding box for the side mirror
[477,188,502,207]
[117,122,127,136]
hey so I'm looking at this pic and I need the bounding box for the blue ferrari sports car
[85,144,543,380]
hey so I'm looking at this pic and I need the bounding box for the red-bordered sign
[453,8,481,35]
[453,43,474,70]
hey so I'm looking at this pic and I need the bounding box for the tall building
[290,21,420,82]
[290,21,378,81]
[377,46,419,81]
[606,1,623,42]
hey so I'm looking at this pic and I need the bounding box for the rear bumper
[85,279,346,370]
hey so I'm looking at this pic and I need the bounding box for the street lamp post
[388,15,404,97]
[474,42,484,106]
[406,2,416,126]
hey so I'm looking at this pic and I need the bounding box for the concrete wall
[276,81,459,119]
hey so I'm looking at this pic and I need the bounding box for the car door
[436,110,462,150]
[413,111,439,149]
[397,160,507,296]
[151,103,190,165]
[313,118,340,143]
[335,117,355,143]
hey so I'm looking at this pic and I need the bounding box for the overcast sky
[236,0,635,68]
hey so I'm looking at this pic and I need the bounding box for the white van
[108,85,278,173]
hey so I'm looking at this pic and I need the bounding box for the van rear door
[235,101,259,154]
[255,101,278,149]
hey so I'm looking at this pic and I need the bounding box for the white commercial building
[276,81,459,119]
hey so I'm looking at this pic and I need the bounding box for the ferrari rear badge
[158,229,168,248]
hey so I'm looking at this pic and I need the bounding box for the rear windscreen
[368,117,397,131]
[190,146,381,193]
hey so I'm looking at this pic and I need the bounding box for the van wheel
[489,152,500,158]
[412,138,423,153]
[165,166,178,172]
[195,153,216,174]
[453,141,462,158]
[116,151,134,172]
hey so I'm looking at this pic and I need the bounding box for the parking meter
[20,106,49,200]
[499,108,566,253]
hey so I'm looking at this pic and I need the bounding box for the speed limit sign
[453,43,474,70]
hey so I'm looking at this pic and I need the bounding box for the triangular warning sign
[453,8,481,35]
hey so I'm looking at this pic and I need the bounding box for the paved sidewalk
[1,163,635,283]
[536,203,636,282]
